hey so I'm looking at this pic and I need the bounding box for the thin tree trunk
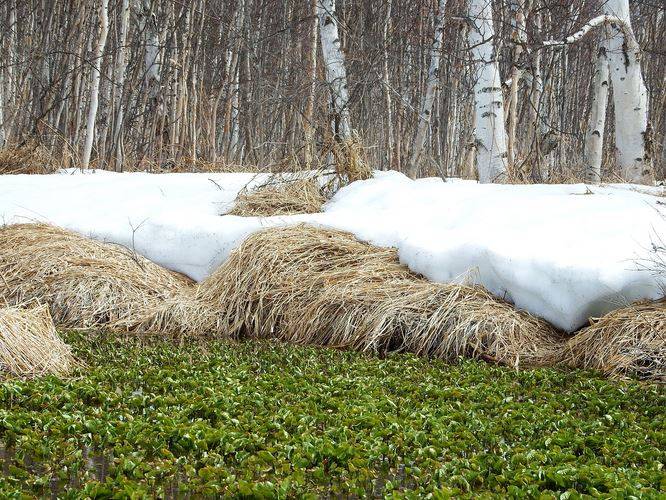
[584,35,610,183]
[528,4,543,181]
[134,0,161,106]
[468,0,507,183]
[507,0,525,172]
[407,0,447,178]
[113,0,130,171]
[303,0,318,167]
[317,0,352,141]
[81,0,109,169]
[382,0,394,170]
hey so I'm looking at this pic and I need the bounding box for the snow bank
[1,169,664,331]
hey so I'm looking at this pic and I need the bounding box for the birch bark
[303,0,319,167]
[113,0,130,170]
[602,0,652,184]
[407,0,447,178]
[133,0,161,107]
[542,7,652,183]
[584,36,610,183]
[81,0,109,170]
[507,0,526,171]
[317,0,352,141]
[468,0,507,183]
[382,0,394,171]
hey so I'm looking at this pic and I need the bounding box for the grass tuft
[560,299,666,381]
[0,224,196,333]
[228,174,327,217]
[0,303,75,378]
[196,224,563,367]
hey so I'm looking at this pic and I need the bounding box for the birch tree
[507,0,526,171]
[527,4,545,181]
[133,0,161,107]
[543,10,653,184]
[468,0,507,183]
[317,0,352,141]
[407,0,447,178]
[303,0,319,167]
[112,0,131,170]
[0,0,663,180]
[81,0,109,170]
[382,0,394,171]
[603,0,653,184]
[584,35,610,183]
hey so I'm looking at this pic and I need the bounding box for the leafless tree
[0,0,662,183]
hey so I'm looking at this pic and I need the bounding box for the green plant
[0,332,664,497]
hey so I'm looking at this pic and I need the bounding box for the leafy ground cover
[0,332,664,498]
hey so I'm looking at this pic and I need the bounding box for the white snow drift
[1,169,664,332]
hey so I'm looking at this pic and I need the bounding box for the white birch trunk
[528,6,544,180]
[468,0,507,183]
[317,0,352,141]
[303,0,319,167]
[584,36,610,183]
[228,0,245,158]
[407,0,447,178]
[542,7,652,183]
[381,0,394,171]
[134,0,161,105]
[113,0,130,170]
[507,0,526,171]
[602,0,652,184]
[81,0,109,170]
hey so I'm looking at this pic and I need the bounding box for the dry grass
[560,300,666,382]
[196,224,562,367]
[0,142,60,175]
[330,136,373,183]
[228,175,327,217]
[156,157,264,174]
[0,224,196,333]
[0,303,75,378]
[130,292,220,337]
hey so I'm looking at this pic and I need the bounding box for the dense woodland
[0,0,663,182]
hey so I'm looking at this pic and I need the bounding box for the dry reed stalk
[560,300,665,381]
[331,136,373,183]
[0,224,196,333]
[0,303,75,378]
[130,292,220,337]
[163,157,264,173]
[228,175,327,217]
[196,224,562,367]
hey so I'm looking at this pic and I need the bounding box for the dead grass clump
[0,142,59,175]
[131,292,220,337]
[197,224,561,367]
[0,224,194,333]
[561,300,666,382]
[228,175,327,217]
[0,303,75,378]
[160,157,264,174]
[330,136,373,183]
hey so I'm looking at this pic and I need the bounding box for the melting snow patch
[1,169,664,331]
